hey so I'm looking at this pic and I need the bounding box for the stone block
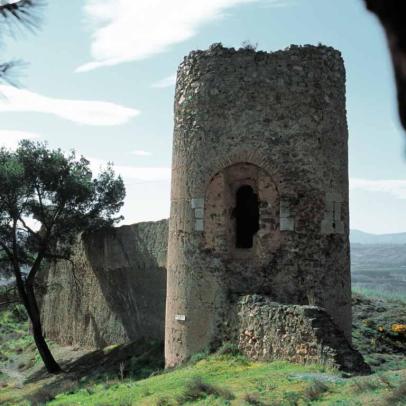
[195,219,204,231]
[280,217,294,231]
[191,198,205,209]
[194,208,204,219]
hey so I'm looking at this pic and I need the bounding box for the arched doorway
[204,162,279,258]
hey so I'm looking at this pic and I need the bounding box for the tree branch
[0,239,13,260]
[26,249,44,287]
[0,299,20,307]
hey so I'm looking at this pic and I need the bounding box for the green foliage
[215,342,240,357]
[351,376,380,393]
[177,376,234,403]
[0,139,125,276]
[303,380,330,401]
[42,358,330,405]
[2,347,406,406]
[352,292,406,372]
[188,349,210,365]
[282,390,302,405]
[0,303,32,366]
[243,392,265,405]
[384,378,406,405]
[4,292,406,404]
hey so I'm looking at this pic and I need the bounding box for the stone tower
[165,44,351,367]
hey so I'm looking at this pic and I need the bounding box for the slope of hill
[350,229,406,245]
[351,244,406,270]
[1,294,406,405]
[351,243,406,299]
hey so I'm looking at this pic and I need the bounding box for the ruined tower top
[165,43,350,367]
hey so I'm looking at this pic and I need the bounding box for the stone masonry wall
[223,295,370,374]
[40,220,168,348]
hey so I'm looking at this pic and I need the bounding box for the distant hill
[351,243,406,270]
[350,229,406,245]
[350,230,406,296]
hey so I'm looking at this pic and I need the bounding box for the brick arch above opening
[195,150,281,196]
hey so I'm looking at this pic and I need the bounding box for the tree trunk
[14,271,62,374]
[25,285,61,374]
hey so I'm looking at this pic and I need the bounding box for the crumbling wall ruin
[40,220,167,348]
[222,295,370,374]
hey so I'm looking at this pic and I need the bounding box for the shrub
[177,376,234,403]
[28,388,56,405]
[303,380,329,401]
[391,324,406,335]
[378,374,394,389]
[282,391,301,405]
[351,377,380,393]
[156,397,172,406]
[11,304,27,322]
[244,392,266,405]
[216,342,241,356]
[241,40,258,51]
[188,348,210,364]
[384,379,406,405]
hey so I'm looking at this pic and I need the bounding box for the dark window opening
[234,185,259,248]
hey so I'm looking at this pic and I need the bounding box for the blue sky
[0,0,405,234]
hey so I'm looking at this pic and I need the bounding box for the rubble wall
[223,295,370,374]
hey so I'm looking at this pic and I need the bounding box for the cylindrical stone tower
[165,43,351,367]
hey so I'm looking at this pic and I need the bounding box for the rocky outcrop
[222,295,370,374]
[40,220,168,348]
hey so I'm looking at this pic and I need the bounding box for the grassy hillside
[48,356,406,406]
[0,293,405,405]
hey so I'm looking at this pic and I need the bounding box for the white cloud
[152,74,177,89]
[131,150,152,156]
[350,178,406,200]
[77,0,288,72]
[0,85,139,126]
[0,130,40,150]
[260,0,296,7]
[89,157,170,181]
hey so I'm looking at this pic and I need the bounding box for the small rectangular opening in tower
[234,185,259,248]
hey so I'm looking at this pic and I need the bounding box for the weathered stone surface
[40,220,168,348]
[222,295,370,374]
[166,43,351,367]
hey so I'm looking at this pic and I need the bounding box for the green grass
[41,355,405,406]
[0,304,33,366]
[1,293,406,405]
[48,356,338,406]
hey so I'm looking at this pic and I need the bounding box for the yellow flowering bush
[391,324,406,335]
